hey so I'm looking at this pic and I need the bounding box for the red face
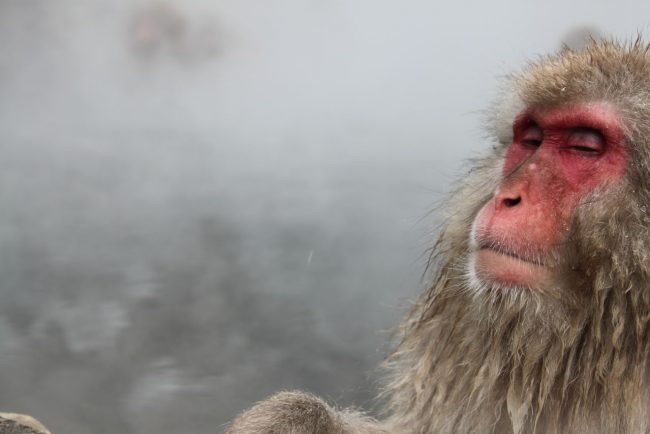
[471,103,628,290]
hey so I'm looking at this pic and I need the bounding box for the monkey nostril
[503,197,521,208]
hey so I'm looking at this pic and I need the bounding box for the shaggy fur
[226,39,650,434]
[224,391,387,433]
[0,414,51,434]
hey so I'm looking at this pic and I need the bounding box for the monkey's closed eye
[566,128,605,154]
[521,124,543,148]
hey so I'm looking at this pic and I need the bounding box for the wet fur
[226,39,650,434]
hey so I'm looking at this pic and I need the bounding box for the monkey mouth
[476,243,548,267]
[472,240,554,290]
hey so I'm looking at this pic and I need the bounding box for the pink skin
[472,103,628,289]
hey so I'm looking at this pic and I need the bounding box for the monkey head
[462,42,650,308]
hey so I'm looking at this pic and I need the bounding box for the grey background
[0,1,648,433]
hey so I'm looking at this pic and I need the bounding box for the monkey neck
[384,278,650,434]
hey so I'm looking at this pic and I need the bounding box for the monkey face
[470,103,628,291]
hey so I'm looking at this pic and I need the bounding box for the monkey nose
[502,196,521,208]
[494,190,523,211]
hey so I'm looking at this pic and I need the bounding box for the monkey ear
[0,413,51,434]
[486,76,525,146]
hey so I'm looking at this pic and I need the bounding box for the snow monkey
[225,39,650,434]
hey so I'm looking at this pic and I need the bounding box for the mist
[0,1,648,433]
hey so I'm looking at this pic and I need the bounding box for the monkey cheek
[472,248,554,290]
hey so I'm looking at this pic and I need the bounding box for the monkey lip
[473,246,551,288]
[477,245,547,267]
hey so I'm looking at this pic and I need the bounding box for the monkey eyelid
[558,146,603,157]
[564,128,606,154]
[522,138,542,147]
[518,124,543,148]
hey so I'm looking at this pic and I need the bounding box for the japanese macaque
[225,39,650,434]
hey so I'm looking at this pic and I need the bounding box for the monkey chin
[471,248,554,291]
